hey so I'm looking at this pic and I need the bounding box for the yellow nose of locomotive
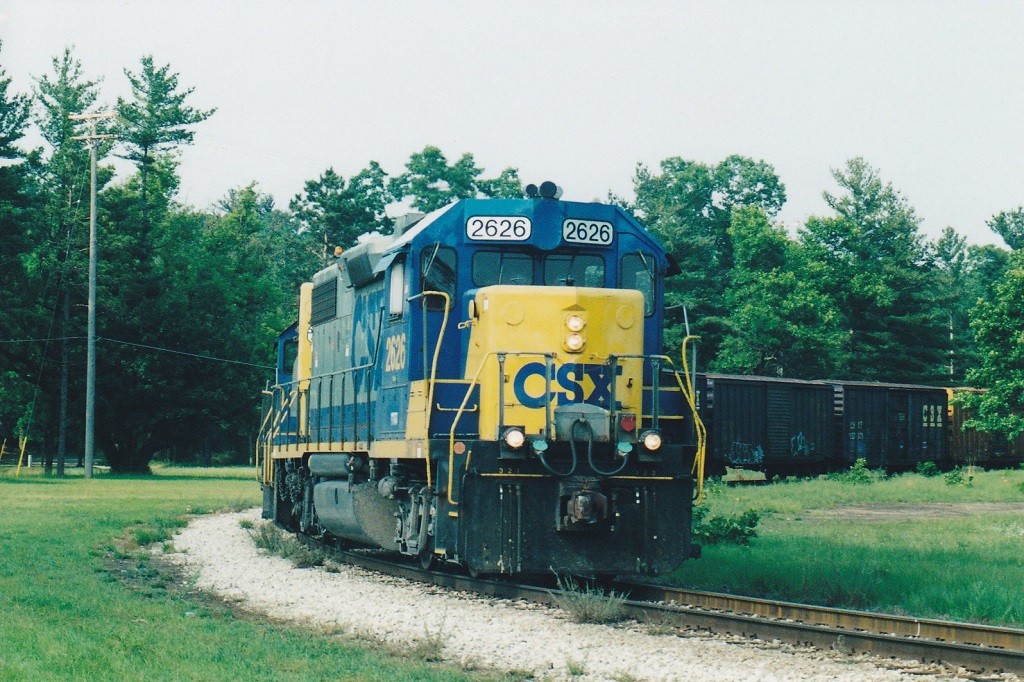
[464,285,645,441]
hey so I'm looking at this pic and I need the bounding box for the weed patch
[249,522,325,568]
[915,461,940,477]
[551,575,627,623]
[565,657,587,676]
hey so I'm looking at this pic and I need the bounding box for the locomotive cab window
[282,337,298,374]
[420,244,457,310]
[543,253,605,287]
[619,252,656,316]
[472,251,533,286]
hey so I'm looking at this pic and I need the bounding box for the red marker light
[619,414,636,433]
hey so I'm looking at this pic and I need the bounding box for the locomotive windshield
[472,251,533,286]
[620,251,655,315]
[420,244,458,310]
[543,253,605,287]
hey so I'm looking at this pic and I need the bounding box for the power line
[98,337,274,369]
[0,335,273,369]
[0,336,87,344]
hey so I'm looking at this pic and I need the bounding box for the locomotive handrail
[681,336,707,500]
[407,290,451,489]
[447,350,558,506]
[608,350,707,500]
[257,384,300,485]
[265,357,377,454]
[256,399,275,482]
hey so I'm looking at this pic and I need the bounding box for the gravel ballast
[164,509,974,681]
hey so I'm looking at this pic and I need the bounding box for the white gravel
[163,509,977,681]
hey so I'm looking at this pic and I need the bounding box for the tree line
[1,46,1021,473]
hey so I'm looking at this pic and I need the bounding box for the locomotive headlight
[503,427,526,449]
[565,332,585,352]
[640,430,662,451]
[565,314,586,332]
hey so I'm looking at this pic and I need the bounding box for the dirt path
[811,502,1024,521]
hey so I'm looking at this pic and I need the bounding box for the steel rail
[613,582,1024,651]
[304,538,1024,675]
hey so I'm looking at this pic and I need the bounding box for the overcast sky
[3,1,1021,245]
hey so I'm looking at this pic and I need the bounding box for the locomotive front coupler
[557,476,610,531]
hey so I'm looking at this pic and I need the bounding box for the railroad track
[310,539,1024,676]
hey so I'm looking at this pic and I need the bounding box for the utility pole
[948,311,955,380]
[71,111,116,479]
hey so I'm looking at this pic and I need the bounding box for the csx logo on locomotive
[512,361,624,409]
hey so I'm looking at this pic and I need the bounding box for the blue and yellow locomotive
[257,182,705,576]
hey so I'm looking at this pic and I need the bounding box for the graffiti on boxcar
[729,441,764,465]
[791,432,816,458]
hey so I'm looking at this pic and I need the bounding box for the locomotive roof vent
[525,181,563,200]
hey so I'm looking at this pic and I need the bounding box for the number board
[466,216,532,241]
[563,219,613,245]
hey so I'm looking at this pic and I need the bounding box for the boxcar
[947,388,1024,468]
[833,382,947,469]
[703,374,834,476]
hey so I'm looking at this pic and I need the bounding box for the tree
[630,155,786,366]
[0,41,37,451]
[0,40,30,161]
[389,145,522,212]
[986,207,1024,251]
[290,163,392,261]
[961,251,1024,439]
[93,181,297,471]
[115,55,214,215]
[800,158,946,383]
[714,206,844,378]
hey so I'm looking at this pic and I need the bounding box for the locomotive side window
[472,251,533,286]
[420,244,457,310]
[388,259,406,317]
[543,254,605,287]
[282,338,298,372]
[619,252,655,315]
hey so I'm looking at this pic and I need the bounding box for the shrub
[692,505,760,545]
[829,458,873,485]
[945,467,975,487]
[916,461,940,477]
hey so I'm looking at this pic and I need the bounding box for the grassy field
[670,467,1024,626]
[0,465,485,682]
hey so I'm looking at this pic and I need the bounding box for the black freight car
[703,374,835,477]
[832,382,947,470]
[947,388,1024,468]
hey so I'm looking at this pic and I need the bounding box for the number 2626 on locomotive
[257,182,706,577]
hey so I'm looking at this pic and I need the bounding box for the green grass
[671,469,1024,625]
[0,466,486,681]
